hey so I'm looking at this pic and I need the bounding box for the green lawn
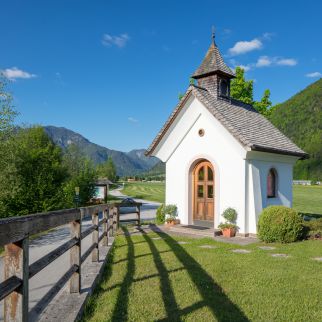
[121,182,165,203]
[82,227,322,321]
[293,185,322,214]
[121,182,322,214]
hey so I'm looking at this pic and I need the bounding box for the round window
[198,129,205,137]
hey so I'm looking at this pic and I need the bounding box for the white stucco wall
[245,152,298,234]
[154,96,248,232]
[152,95,299,235]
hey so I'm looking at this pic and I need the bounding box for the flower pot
[165,220,176,226]
[222,228,236,237]
[165,219,180,226]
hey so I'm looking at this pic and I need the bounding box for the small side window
[267,168,277,198]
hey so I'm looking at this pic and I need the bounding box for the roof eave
[192,70,235,80]
[250,145,309,160]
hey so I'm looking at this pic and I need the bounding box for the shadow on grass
[81,226,135,321]
[109,226,135,321]
[141,229,181,321]
[82,226,249,322]
[146,227,250,322]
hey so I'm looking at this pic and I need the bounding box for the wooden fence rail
[0,201,143,322]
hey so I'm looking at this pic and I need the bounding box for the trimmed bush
[258,206,303,243]
[222,207,238,224]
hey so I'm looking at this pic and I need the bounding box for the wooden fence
[0,201,142,322]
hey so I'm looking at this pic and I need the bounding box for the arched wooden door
[193,161,214,224]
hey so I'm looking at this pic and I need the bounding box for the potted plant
[164,204,179,226]
[218,208,238,237]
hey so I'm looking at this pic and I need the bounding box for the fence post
[102,208,108,246]
[137,204,141,226]
[70,212,81,293]
[113,207,117,234]
[4,238,29,322]
[108,206,113,237]
[116,206,120,230]
[92,210,99,262]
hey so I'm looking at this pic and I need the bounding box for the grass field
[121,182,165,203]
[293,185,322,214]
[82,227,322,321]
[121,182,322,214]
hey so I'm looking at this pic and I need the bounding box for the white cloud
[228,38,262,56]
[237,64,251,72]
[256,56,272,67]
[128,117,138,123]
[255,56,297,68]
[1,67,36,80]
[229,59,251,72]
[276,58,297,66]
[306,72,322,78]
[102,33,130,48]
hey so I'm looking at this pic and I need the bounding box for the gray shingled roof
[192,42,235,79]
[145,85,307,159]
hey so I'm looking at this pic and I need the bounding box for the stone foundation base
[236,232,257,238]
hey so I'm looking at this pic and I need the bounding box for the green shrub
[164,204,178,222]
[258,206,303,243]
[218,208,238,230]
[218,223,237,230]
[303,218,322,239]
[222,208,238,224]
[155,204,178,224]
[156,204,165,224]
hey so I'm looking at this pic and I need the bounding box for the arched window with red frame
[267,168,277,198]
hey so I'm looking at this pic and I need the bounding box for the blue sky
[1,0,321,152]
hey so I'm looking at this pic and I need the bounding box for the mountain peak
[44,126,159,176]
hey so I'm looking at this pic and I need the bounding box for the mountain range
[44,126,159,176]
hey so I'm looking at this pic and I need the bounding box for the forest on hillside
[229,68,322,181]
[269,78,322,180]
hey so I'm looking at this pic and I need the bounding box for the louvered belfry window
[267,169,277,198]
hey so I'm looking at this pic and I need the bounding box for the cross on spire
[212,26,216,44]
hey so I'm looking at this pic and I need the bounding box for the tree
[230,67,273,116]
[0,127,67,217]
[62,144,97,207]
[230,67,254,105]
[96,157,117,182]
[254,89,272,116]
[0,74,17,134]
